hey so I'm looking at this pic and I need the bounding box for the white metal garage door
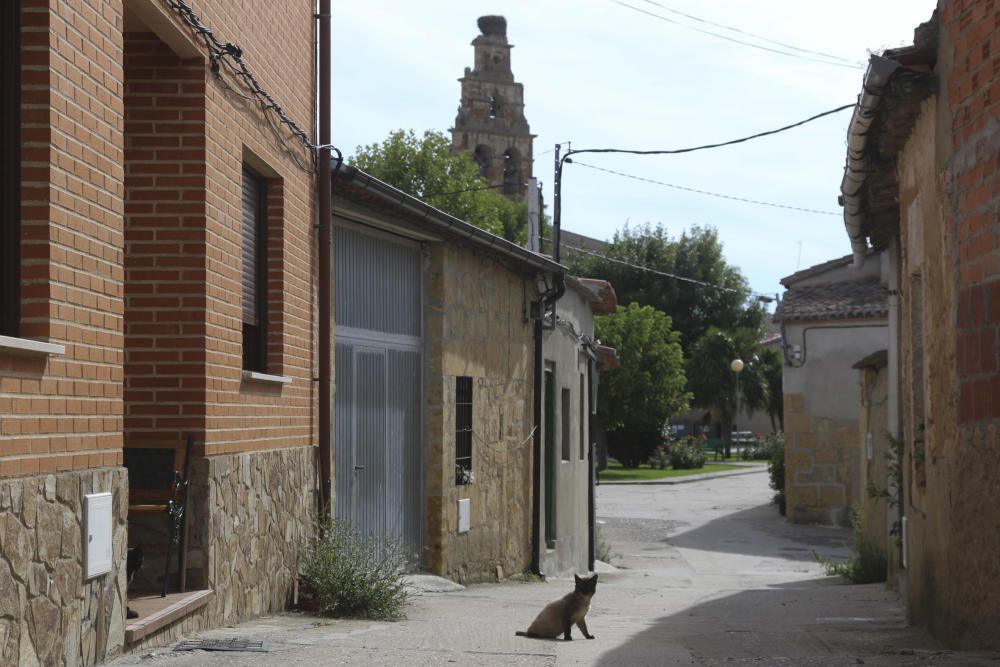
[333,223,423,552]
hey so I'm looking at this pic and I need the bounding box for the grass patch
[598,462,744,482]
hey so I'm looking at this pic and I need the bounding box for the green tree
[760,346,784,431]
[685,327,768,458]
[566,223,764,347]
[350,129,529,243]
[596,303,690,468]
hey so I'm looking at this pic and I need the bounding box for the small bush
[595,524,620,564]
[300,520,411,620]
[647,444,670,469]
[816,510,887,584]
[766,433,786,515]
[670,437,706,470]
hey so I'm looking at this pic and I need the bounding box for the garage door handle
[354,465,365,470]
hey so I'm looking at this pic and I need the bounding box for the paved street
[113,470,999,666]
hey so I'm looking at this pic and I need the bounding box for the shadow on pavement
[592,578,987,666]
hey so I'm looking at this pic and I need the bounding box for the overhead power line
[572,161,840,216]
[425,183,504,197]
[612,0,864,70]
[639,0,860,65]
[562,103,854,159]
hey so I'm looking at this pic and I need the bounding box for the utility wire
[163,0,342,168]
[562,103,854,159]
[425,182,504,197]
[639,0,860,65]
[562,242,749,295]
[612,0,863,70]
[572,161,840,216]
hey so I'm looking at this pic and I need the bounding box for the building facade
[836,2,1000,648]
[1,0,319,662]
[451,15,534,198]
[779,253,889,525]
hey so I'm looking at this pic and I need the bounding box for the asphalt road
[113,470,999,666]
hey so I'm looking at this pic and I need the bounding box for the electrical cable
[612,0,863,70]
[562,242,773,300]
[571,161,839,216]
[163,0,343,170]
[639,0,860,65]
[424,182,505,197]
[562,103,854,160]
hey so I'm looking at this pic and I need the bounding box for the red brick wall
[123,32,207,444]
[947,0,1000,423]
[0,0,125,477]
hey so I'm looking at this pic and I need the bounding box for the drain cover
[174,638,270,653]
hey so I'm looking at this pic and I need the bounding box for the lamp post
[730,358,744,459]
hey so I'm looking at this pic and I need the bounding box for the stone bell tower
[451,15,535,198]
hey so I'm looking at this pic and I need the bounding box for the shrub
[647,443,670,469]
[669,437,706,470]
[300,520,411,620]
[816,509,887,584]
[739,433,774,460]
[766,433,786,515]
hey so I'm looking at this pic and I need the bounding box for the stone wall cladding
[0,468,128,666]
[784,393,858,525]
[196,446,316,626]
[424,245,535,582]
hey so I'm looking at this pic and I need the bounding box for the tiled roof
[778,277,888,322]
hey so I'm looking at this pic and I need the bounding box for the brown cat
[515,574,597,641]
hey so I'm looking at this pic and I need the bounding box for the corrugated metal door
[334,224,422,553]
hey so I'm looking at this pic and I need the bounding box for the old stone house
[834,3,1000,648]
[331,165,565,582]
[778,253,889,525]
[1,0,320,663]
[539,276,617,576]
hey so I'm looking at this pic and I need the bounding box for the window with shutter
[1,1,21,335]
[241,167,267,371]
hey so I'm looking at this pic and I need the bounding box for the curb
[597,466,767,486]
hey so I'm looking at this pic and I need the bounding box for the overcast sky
[331,0,937,298]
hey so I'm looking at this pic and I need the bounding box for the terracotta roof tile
[778,277,888,322]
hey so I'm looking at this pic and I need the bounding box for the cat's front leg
[577,619,594,640]
[563,626,573,641]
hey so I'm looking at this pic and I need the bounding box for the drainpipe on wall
[586,355,596,571]
[317,0,333,515]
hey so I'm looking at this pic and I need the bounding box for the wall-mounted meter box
[457,498,470,534]
[83,492,113,579]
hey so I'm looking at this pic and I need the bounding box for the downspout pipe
[317,0,333,516]
[839,55,901,267]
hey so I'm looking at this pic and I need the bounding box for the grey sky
[331,0,937,297]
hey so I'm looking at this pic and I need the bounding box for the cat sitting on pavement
[516,574,597,641]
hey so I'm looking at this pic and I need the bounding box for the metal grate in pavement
[174,638,270,653]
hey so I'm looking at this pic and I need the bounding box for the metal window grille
[455,376,473,484]
[241,167,267,371]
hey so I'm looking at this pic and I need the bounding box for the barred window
[455,376,473,485]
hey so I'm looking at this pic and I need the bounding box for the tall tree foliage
[685,327,769,457]
[566,224,764,347]
[596,303,690,468]
[350,129,529,243]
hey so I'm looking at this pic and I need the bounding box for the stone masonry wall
[424,245,536,582]
[196,446,316,625]
[0,468,128,666]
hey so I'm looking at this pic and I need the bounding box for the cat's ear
[574,574,582,584]
[592,574,598,582]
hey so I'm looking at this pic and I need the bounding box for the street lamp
[730,358,744,459]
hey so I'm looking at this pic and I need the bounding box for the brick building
[1,0,319,662]
[836,2,1000,649]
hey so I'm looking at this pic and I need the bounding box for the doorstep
[125,589,213,645]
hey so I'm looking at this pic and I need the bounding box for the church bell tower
[451,15,535,198]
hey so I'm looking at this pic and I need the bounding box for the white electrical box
[83,492,113,579]
[866,432,873,461]
[457,498,470,534]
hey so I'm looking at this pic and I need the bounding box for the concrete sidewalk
[111,471,1000,666]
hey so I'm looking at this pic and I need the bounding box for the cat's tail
[515,631,530,637]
